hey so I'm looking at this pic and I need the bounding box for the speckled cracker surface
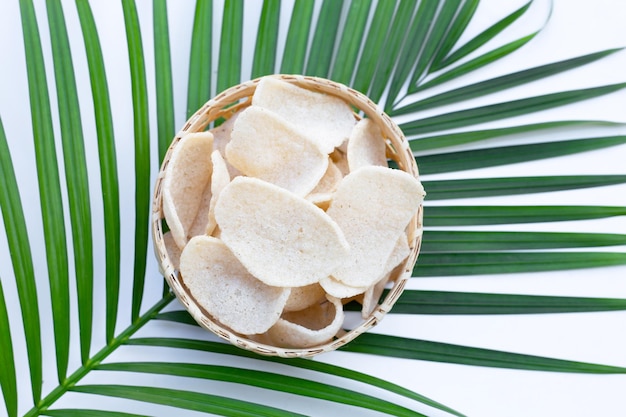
[180,236,290,335]
[225,106,328,196]
[326,166,425,287]
[162,132,213,249]
[347,118,388,172]
[252,77,356,154]
[215,176,350,287]
[265,295,344,348]
[206,149,231,236]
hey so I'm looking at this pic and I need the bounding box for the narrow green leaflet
[424,205,626,226]
[402,48,623,114]
[422,175,626,200]
[0,70,42,413]
[305,0,344,78]
[126,337,466,417]
[186,0,212,118]
[413,252,626,276]
[416,136,626,175]
[384,0,439,109]
[19,0,70,383]
[75,0,121,348]
[44,411,149,417]
[217,0,243,93]
[402,0,462,100]
[400,83,626,136]
[409,120,619,152]
[0,280,17,417]
[410,1,542,94]
[252,0,281,78]
[97,362,427,417]
[428,0,479,70]
[280,0,314,74]
[421,230,626,252]
[46,0,94,365]
[385,290,626,315]
[406,34,535,95]
[153,0,176,298]
[351,0,396,93]
[341,333,626,374]
[431,1,532,71]
[122,0,151,324]
[153,0,175,162]
[367,0,417,102]
[155,310,198,325]
[331,0,373,85]
[71,385,307,417]
[21,294,174,417]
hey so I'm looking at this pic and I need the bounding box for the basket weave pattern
[152,74,424,357]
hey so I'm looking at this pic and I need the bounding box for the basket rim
[151,74,424,357]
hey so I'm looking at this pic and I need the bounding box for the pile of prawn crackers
[161,77,425,349]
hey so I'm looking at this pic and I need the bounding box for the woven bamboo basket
[152,74,424,357]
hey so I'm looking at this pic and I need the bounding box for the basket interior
[151,74,423,357]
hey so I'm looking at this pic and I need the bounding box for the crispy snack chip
[206,150,231,236]
[327,166,425,287]
[347,118,388,172]
[162,132,213,249]
[226,106,328,196]
[264,295,344,348]
[162,231,182,273]
[154,75,425,356]
[319,275,368,299]
[210,112,242,178]
[188,183,212,238]
[252,77,356,153]
[215,176,350,287]
[180,236,290,335]
[284,283,327,312]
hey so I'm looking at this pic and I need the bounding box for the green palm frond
[1,1,625,417]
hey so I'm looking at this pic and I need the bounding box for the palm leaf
[251,0,281,78]
[413,252,626,276]
[0,118,41,408]
[1,1,625,416]
[410,120,620,152]
[71,385,307,417]
[304,0,345,78]
[279,0,314,74]
[330,0,372,85]
[398,48,623,114]
[153,0,176,163]
[367,0,417,103]
[351,0,397,93]
[416,136,626,175]
[121,0,151,324]
[424,205,626,226]
[420,230,626,252]
[74,0,121,345]
[46,0,94,365]
[430,1,532,71]
[378,290,626,315]
[341,333,626,373]
[422,175,626,200]
[0,279,17,417]
[217,0,243,92]
[19,0,70,385]
[126,337,466,417]
[43,411,147,417]
[186,0,213,118]
[96,362,428,417]
[399,83,626,136]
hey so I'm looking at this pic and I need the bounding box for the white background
[1,0,625,416]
